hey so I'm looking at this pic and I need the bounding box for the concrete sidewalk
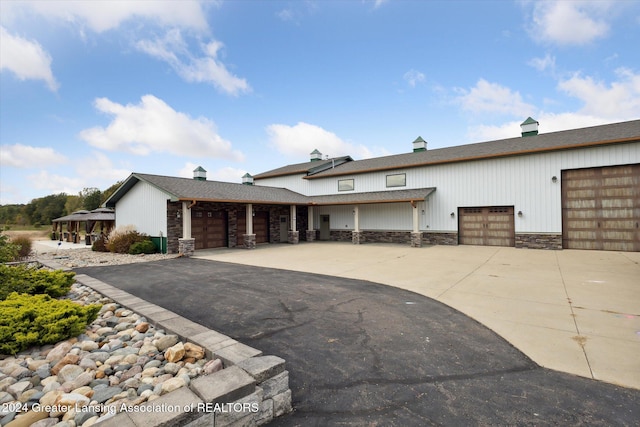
[194,242,640,390]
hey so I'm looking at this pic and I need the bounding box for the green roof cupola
[412,136,427,152]
[193,166,207,181]
[520,117,539,137]
[310,149,323,162]
[242,173,254,185]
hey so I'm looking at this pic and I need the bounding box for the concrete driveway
[74,244,640,425]
[193,242,640,391]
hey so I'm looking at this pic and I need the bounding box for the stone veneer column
[352,231,362,244]
[178,238,195,257]
[411,232,423,248]
[288,230,299,244]
[243,234,256,249]
[306,230,316,241]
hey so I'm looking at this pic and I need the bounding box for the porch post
[179,201,195,256]
[288,205,299,244]
[411,201,423,248]
[352,205,362,244]
[306,206,316,241]
[244,203,256,249]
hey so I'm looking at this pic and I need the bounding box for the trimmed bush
[106,226,148,254]
[0,292,101,354]
[11,236,32,259]
[92,237,108,252]
[0,265,75,301]
[129,240,157,255]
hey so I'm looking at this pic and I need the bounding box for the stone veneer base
[179,238,196,257]
[515,233,562,250]
[287,231,299,244]
[243,234,256,250]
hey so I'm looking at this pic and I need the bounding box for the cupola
[520,117,539,137]
[193,166,207,181]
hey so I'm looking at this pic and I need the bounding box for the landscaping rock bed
[0,282,219,426]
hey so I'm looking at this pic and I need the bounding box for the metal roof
[253,156,353,179]
[254,119,640,180]
[104,173,310,207]
[52,208,115,222]
[309,188,435,205]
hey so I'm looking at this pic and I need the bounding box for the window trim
[386,173,406,188]
[338,178,355,192]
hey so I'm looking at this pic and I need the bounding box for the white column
[412,202,419,233]
[291,205,297,231]
[354,205,360,232]
[246,203,253,234]
[307,206,314,230]
[182,201,191,238]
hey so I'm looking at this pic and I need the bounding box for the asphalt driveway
[76,258,640,425]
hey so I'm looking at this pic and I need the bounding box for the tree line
[0,181,122,228]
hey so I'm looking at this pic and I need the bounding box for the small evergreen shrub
[106,227,148,254]
[92,237,109,252]
[0,265,75,300]
[0,231,19,262]
[129,240,157,255]
[11,236,32,259]
[0,292,101,354]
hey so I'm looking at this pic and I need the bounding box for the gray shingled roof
[259,120,639,179]
[104,173,309,207]
[104,173,435,207]
[253,156,353,179]
[309,188,435,205]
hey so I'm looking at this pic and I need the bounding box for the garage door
[237,210,269,244]
[192,210,228,250]
[562,164,640,251]
[459,206,515,247]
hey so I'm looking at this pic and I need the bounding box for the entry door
[459,206,515,247]
[280,215,289,242]
[319,215,330,240]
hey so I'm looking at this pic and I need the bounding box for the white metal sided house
[104,119,640,254]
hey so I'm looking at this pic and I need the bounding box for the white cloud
[0,26,59,91]
[26,170,85,194]
[403,69,425,88]
[528,53,556,73]
[266,122,374,160]
[78,152,130,183]
[0,144,67,168]
[9,0,209,33]
[372,0,390,9]
[136,29,250,96]
[455,79,535,117]
[558,68,640,119]
[79,95,244,161]
[528,1,611,45]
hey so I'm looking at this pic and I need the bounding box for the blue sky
[1,0,639,205]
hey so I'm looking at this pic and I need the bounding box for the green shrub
[0,265,75,301]
[129,240,157,255]
[107,230,148,254]
[11,236,32,259]
[0,293,101,354]
[0,231,19,262]
[92,237,109,252]
[34,223,42,229]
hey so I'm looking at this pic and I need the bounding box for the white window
[386,173,406,187]
[338,179,354,191]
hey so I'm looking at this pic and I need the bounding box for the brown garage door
[192,210,228,250]
[562,164,640,251]
[237,210,269,244]
[459,206,515,247]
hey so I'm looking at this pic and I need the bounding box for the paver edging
[37,259,292,426]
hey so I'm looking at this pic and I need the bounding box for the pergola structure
[51,208,115,245]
